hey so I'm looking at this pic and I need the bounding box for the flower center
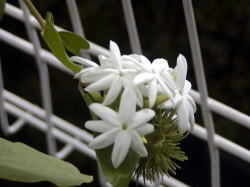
[122,124,128,130]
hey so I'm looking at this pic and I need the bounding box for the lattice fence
[0,1,250,187]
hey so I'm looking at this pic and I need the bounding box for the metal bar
[4,88,250,163]
[0,58,10,135]
[1,29,250,131]
[137,175,190,187]
[65,0,85,37]
[121,0,142,54]
[4,90,93,143]
[190,90,250,129]
[19,1,57,155]
[192,124,250,163]
[182,1,220,186]
[0,29,72,74]
[4,98,188,186]
[65,0,103,180]
[4,3,109,57]
[1,2,250,187]
[65,0,90,59]
[55,144,74,159]
[7,118,25,134]
[5,101,96,159]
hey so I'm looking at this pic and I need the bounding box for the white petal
[74,67,95,78]
[131,109,155,128]
[139,55,151,66]
[183,80,191,94]
[157,77,173,97]
[98,55,109,67]
[77,68,111,83]
[112,131,131,168]
[70,56,98,67]
[85,74,114,92]
[85,120,114,133]
[118,88,136,124]
[89,103,121,126]
[130,131,148,157]
[125,55,151,71]
[136,124,154,136]
[186,94,197,112]
[103,76,123,105]
[176,101,190,132]
[160,99,174,109]
[161,71,177,91]
[109,41,121,69]
[152,58,169,74]
[120,69,137,74]
[175,54,187,90]
[89,128,119,149]
[148,79,157,108]
[121,55,142,70]
[135,86,144,107]
[110,41,121,58]
[134,73,155,85]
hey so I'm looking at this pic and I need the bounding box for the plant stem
[23,0,45,29]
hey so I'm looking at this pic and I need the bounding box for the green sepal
[0,138,93,186]
[97,147,139,187]
[59,31,89,56]
[134,109,188,181]
[0,0,6,20]
[42,13,81,73]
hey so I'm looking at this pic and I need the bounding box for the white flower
[85,88,155,168]
[161,54,196,132]
[74,41,143,106]
[133,55,174,108]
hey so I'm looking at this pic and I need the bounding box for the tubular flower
[85,88,155,168]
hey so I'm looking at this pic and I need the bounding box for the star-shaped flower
[74,41,142,106]
[161,54,196,132]
[85,88,155,168]
[133,55,174,108]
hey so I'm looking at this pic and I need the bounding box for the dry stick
[23,0,45,29]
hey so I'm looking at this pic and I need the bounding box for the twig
[23,0,45,29]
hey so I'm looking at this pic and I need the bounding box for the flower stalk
[23,0,45,29]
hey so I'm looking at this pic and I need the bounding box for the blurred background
[0,0,250,186]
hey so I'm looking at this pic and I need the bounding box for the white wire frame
[0,1,249,187]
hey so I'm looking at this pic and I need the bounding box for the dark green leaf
[0,138,93,186]
[97,147,139,187]
[0,0,6,20]
[42,13,81,73]
[59,31,89,56]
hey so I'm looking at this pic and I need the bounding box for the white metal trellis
[0,1,250,187]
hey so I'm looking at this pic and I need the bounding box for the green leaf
[97,147,139,187]
[59,31,89,56]
[0,0,6,20]
[0,138,93,186]
[42,13,81,73]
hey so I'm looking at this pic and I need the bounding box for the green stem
[23,0,45,29]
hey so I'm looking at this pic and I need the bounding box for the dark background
[0,0,250,186]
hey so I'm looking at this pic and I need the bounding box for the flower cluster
[72,41,196,170]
